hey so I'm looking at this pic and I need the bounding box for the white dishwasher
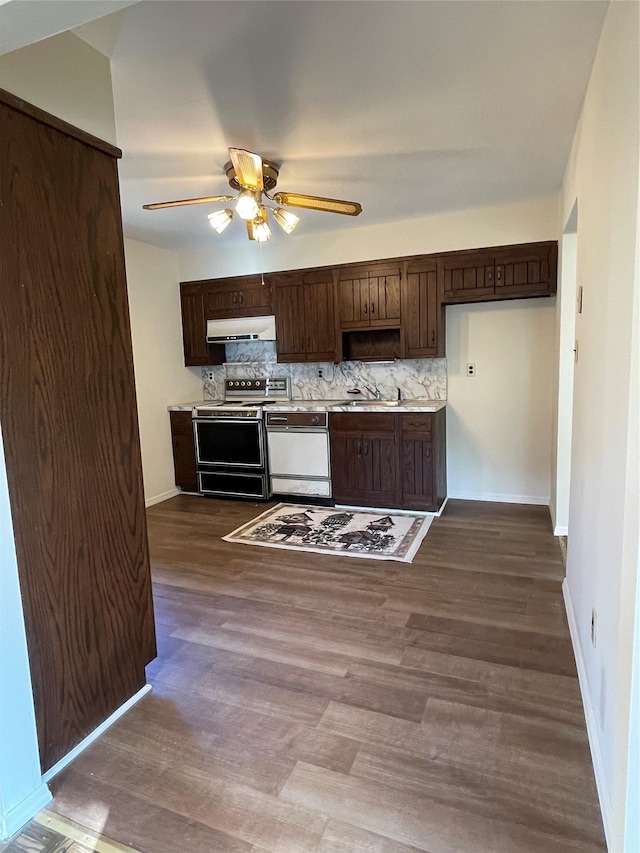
[265,411,331,497]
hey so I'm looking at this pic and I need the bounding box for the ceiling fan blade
[143,195,233,210]
[229,148,264,191]
[274,192,362,217]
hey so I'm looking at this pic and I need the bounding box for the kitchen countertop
[168,399,446,413]
[167,400,211,412]
[262,399,446,413]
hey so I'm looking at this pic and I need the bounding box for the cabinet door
[305,274,338,362]
[367,264,401,328]
[403,259,441,358]
[439,251,495,303]
[338,266,370,328]
[273,277,308,362]
[329,433,364,502]
[203,275,272,318]
[493,243,557,299]
[170,411,198,492]
[180,284,224,366]
[361,434,399,507]
[400,414,435,510]
[401,436,434,509]
[330,413,398,507]
[338,264,401,329]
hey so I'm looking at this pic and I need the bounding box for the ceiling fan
[143,147,362,242]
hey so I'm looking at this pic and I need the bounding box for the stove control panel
[224,376,289,399]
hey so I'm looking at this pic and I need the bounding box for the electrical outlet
[591,608,597,647]
[205,370,215,381]
[466,363,476,377]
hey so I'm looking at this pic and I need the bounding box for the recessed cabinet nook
[174,240,557,512]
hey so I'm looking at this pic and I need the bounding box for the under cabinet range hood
[206,315,276,343]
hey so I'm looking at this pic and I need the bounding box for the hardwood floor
[49,496,606,852]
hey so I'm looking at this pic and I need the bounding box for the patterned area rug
[223,503,433,563]
[1,809,140,853]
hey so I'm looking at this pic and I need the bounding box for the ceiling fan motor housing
[224,158,280,192]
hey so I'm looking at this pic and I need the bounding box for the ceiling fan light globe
[252,217,272,242]
[235,191,260,221]
[273,207,300,234]
[207,209,234,233]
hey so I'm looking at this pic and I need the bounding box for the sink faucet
[347,383,381,400]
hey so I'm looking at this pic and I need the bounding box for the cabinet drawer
[330,412,396,433]
[401,413,433,434]
[170,410,195,435]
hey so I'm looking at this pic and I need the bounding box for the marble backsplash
[202,341,446,401]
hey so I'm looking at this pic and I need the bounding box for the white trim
[562,579,612,851]
[447,490,549,505]
[1,783,51,841]
[42,685,151,783]
[554,524,569,536]
[145,488,179,507]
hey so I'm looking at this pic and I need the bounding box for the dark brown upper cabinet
[203,274,272,318]
[272,269,338,363]
[338,262,402,329]
[440,241,557,304]
[180,282,225,367]
[402,258,444,358]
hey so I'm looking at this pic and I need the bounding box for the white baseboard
[1,783,52,841]
[562,579,612,851]
[447,490,549,506]
[42,684,151,784]
[145,488,180,507]
[554,524,569,536]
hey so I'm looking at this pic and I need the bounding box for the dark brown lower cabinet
[0,88,155,772]
[330,410,446,512]
[170,411,198,492]
[400,411,447,512]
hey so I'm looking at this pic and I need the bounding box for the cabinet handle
[371,302,375,314]
[364,304,368,315]
[356,440,362,456]
[488,269,493,282]
[431,330,436,345]
[496,267,502,282]
[363,440,369,456]
[239,292,244,302]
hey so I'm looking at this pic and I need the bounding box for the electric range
[192,377,289,499]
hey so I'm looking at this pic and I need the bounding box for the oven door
[194,418,265,468]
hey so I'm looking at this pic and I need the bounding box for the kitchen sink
[342,399,401,407]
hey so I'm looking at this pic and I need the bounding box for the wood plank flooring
[48,496,606,852]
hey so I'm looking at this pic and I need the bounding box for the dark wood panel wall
[0,89,156,771]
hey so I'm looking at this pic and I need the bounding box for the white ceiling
[75,3,606,249]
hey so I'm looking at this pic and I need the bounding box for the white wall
[124,238,203,505]
[0,431,51,839]
[0,31,116,145]
[557,2,640,849]
[178,195,558,281]
[446,299,555,504]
